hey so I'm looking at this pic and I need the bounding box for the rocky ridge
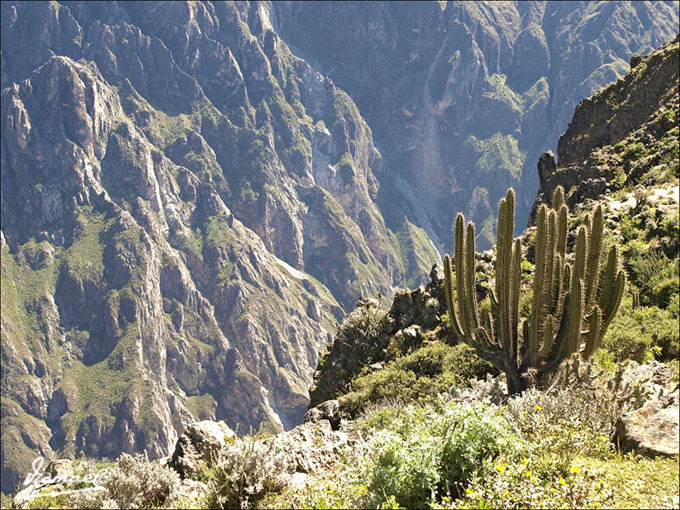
[532,35,679,216]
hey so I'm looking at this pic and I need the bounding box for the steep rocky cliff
[533,35,679,213]
[273,1,678,247]
[0,1,439,493]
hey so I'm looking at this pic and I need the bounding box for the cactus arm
[600,271,625,337]
[504,190,516,357]
[488,288,499,311]
[536,315,555,360]
[556,205,568,257]
[443,255,463,337]
[530,205,547,360]
[582,306,601,358]
[573,227,587,283]
[551,254,563,311]
[598,245,620,318]
[568,278,584,356]
[454,214,470,336]
[584,206,604,310]
[544,210,557,313]
[496,196,510,353]
[510,238,521,364]
[481,308,496,346]
[553,186,565,211]
[540,292,574,373]
[466,222,480,330]
[522,319,530,350]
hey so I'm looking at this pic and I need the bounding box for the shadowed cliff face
[272,1,678,248]
[0,0,677,495]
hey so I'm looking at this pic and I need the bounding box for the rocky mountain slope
[1,0,678,496]
[0,1,439,493]
[274,1,678,248]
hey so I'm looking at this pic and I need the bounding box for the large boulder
[304,399,342,430]
[168,420,235,477]
[615,388,679,458]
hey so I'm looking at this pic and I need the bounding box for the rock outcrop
[616,388,679,458]
[169,420,235,478]
[530,36,679,221]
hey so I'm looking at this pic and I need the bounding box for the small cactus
[444,187,625,394]
[632,291,641,309]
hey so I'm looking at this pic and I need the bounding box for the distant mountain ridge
[274,1,678,247]
[1,0,678,495]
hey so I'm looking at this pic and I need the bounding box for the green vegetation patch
[484,73,523,112]
[465,132,525,180]
[342,343,493,413]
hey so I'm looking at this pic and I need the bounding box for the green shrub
[643,306,680,360]
[601,300,653,362]
[400,343,450,376]
[623,142,646,160]
[629,250,679,307]
[342,367,419,413]
[357,402,527,508]
[312,305,388,403]
[341,343,493,413]
[600,292,679,362]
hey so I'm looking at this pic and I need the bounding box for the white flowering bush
[63,453,180,509]
[204,436,295,509]
[102,453,180,509]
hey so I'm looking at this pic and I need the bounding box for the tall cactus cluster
[443,187,625,394]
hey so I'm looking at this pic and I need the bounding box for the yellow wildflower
[536,404,542,411]
[524,471,533,477]
[495,464,506,473]
[571,466,580,474]
[558,477,566,485]
[466,488,476,496]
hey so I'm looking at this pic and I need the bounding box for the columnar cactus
[444,187,625,394]
[632,291,641,309]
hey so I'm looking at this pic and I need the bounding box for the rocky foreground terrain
[1,0,679,498]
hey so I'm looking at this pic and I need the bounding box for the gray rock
[537,151,557,185]
[615,389,679,458]
[272,419,360,475]
[168,420,235,478]
[304,399,342,430]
